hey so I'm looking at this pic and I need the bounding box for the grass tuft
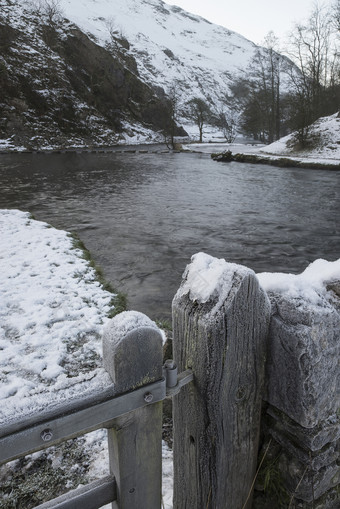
[69,232,127,318]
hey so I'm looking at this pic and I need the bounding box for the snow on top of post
[177,252,252,306]
[257,258,340,304]
[103,310,164,344]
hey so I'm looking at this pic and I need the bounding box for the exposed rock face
[0,1,183,149]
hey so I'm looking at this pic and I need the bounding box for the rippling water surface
[1,150,339,319]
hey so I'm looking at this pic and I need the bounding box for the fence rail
[0,378,166,464]
[35,475,117,509]
[1,311,185,509]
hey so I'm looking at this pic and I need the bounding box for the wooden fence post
[172,253,271,509]
[102,311,164,509]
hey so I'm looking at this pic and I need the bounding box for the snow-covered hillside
[0,0,291,149]
[185,113,340,166]
[0,0,183,149]
[261,112,340,160]
[60,0,259,121]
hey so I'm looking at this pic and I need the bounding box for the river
[0,149,339,320]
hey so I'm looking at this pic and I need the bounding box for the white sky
[166,0,333,45]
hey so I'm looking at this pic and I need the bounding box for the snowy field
[0,210,114,425]
[0,210,173,508]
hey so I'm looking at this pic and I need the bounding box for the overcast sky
[166,0,332,45]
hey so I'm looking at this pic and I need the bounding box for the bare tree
[287,2,335,118]
[334,0,340,32]
[284,2,339,145]
[43,0,63,26]
[215,107,238,143]
[104,16,128,51]
[28,0,63,25]
[185,97,212,142]
[263,32,282,141]
[232,33,284,143]
[164,84,181,148]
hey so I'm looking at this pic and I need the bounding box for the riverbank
[184,113,340,170]
[210,150,340,170]
[0,142,175,155]
[0,210,172,508]
[2,142,338,170]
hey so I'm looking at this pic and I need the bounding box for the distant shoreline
[1,143,339,170]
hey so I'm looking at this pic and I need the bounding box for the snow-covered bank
[0,124,168,153]
[261,113,340,161]
[184,113,340,168]
[0,210,115,424]
[0,210,173,508]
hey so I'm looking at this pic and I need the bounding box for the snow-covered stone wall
[257,262,340,508]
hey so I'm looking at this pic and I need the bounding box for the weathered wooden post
[172,253,271,509]
[102,311,164,509]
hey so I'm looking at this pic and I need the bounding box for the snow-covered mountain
[0,0,271,149]
[60,0,258,112]
[1,0,182,149]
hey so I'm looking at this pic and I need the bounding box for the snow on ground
[183,113,340,166]
[0,137,26,152]
[0,210,173,507]
[182,140,265,154]
[260,113,340,160]
[0,209,114,425]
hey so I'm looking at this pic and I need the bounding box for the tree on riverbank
[285,2,339,146]
[185,97,213,142]
[234,2,339,147]
[231,33,287,143]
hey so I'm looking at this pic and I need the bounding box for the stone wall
[255,279,340,508]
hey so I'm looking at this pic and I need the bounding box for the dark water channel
[0,150,339,320]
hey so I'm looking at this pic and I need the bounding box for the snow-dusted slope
[1,0,283,148]
[1,0,178,149]
[261,113,340,160]
[60,0,258,112]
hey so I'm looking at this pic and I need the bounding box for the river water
[0,149,339,320]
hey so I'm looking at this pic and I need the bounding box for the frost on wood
[172,254,271,509]
[102,311,164,393]
[103,311,164,509]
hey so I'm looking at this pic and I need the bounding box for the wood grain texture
[102,313,164,509]
[172,267,271,509]
[35,475,116,509]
